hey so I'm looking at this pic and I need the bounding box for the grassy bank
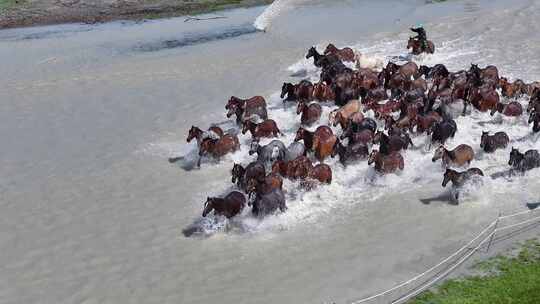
[0,0,273,29]
[409,239,540,304]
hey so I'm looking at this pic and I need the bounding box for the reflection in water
[133,24,260,52]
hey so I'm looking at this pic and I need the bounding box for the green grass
[409,239,540,304]
[0,0,24,11]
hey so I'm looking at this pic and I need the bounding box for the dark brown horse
[225,96,268,124]
[231,161,266,191]
[202,191,246,218]
[429,119,457,147]
[294,126,337,162]
[490,101,523,117]
[373,131,413,155]
[407,37,435,55]
[414,111,442,134]
[442,168,484,203]
[324,43,355,62]
[297,101,322,126]
[242,119,282,139]
[432,144,474,167]
[281,80,314,102]
[331,139,369,165]
[480,131,509,153]
[509,148,540,172]
[442,168,484,188]
[368,150,404,174]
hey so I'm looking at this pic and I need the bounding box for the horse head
[367,150,379,165]
[231,163,245,184]
[249,140,260,156]
[331,138,343,158]
[442,169,454,187]
[432,145,446,162]
[509,147,521,166]
[281,82,293,99]
[480,131,489,148]
[202,197,214,217]
[306,46,317,59]
[294,127,306,142]
[187,126,200,143]
[296,101,306,115]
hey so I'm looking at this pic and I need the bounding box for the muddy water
[1,0,540,303]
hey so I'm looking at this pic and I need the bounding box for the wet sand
[0,0,272,29]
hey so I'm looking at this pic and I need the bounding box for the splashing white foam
[254,0,306,31]
[146,36,540,237]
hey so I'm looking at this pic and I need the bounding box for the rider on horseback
[410,24,428,51]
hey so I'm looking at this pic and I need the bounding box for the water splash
[254,0,306,31]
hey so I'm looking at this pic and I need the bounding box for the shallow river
[1,0,540,303]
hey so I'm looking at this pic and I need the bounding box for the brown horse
[407,37,435,55]
[242,119,282,139]
[480,131,509,153]
[246,173,283,196]
[499,77,525,98]
[186,125,224,145]
[398,62,420,80]
[271,156,313,180]
[202,191,246,218]
[467,85,499,112]
[281,80,314,102]
[432,144,474,167]
[490,101,523,117]
[312,82,336,101]
[414,111,442,134]
[365,99,402,119]
[225,96,268,124]
[368,150,404,174]
[324,43,355,62]
[297,101,322,126]
[301,164,333,190]
[197,134,240,167]
[294,126,337,162]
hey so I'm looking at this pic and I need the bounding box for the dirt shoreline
[0,0,273,30]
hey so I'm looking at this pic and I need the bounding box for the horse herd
[172,39,540,220]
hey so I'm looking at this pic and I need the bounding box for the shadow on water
[0,25,95,41]
[133,24,260,52]
[420,189,459,205]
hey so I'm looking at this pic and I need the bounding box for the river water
[1,0,540,303]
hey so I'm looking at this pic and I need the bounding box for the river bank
[0,0,272,29]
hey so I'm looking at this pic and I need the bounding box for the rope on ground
[350,206,540,304]
[391,231,495,304]
[350,220,498,304]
